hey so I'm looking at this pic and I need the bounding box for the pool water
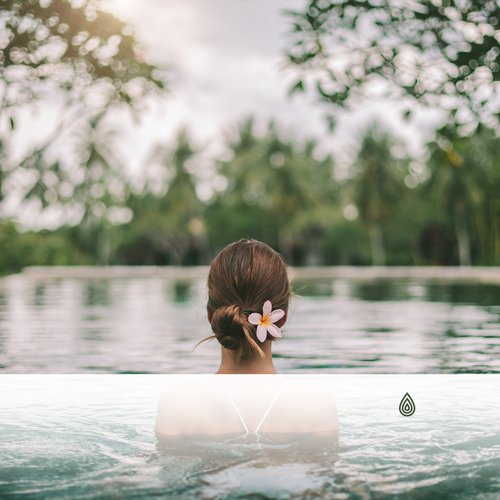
[1,375,499,498]
[0,273,499,373]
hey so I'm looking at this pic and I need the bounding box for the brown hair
[196,238,291,363]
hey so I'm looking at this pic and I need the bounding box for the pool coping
[0,265,499,285]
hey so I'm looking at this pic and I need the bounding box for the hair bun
[211,304,248,351]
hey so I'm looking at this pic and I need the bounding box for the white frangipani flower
[248,300,284,342]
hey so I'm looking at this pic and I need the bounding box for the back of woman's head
[203,238,291,363]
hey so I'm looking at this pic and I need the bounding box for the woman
[200,237,291,374]
[155,239,338,450]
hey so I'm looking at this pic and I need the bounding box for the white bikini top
[213,381,296,447]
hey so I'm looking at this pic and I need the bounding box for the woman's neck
[215,344,277,374]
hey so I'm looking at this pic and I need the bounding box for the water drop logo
[399,392,416,417]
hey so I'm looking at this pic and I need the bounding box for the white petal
[256,324,268,342]
[248,313,262,325]
[263,300,272,316]
[267,324,282,338]
[269,309,285,323]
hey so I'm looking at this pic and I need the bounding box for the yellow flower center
[260,314,271,326]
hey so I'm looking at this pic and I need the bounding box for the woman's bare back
[155,376,339,450]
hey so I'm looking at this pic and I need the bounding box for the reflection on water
[85,280,111,306]
[0,275,499,373]
[173,280,193,303]
[0,376,499,499]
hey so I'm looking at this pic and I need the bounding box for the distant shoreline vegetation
[0,119,499,279]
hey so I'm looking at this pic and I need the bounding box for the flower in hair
[248,300,284,342]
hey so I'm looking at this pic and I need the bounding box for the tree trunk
[494,202,500,265]
[454,210,471,266]
[0,139,4,206]
[369,223,386,266]
[278,231,294,265]
[97,230,111,265]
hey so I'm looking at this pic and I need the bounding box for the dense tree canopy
[1,118,499,273]
[350,128,407,264]
[114,130,207,266]
[0,0,163,105]
[426,124,499,265]
[0,0,165,219]
[285,0,499,132]
[208,119,339,264]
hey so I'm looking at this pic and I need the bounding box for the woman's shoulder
[155,377,233,436]
[261,378,338,434]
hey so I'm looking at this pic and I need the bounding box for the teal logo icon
[399,393,416,416]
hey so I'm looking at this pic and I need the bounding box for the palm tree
[61,111,126,265]
[426,126,491,266]
[120,130,206,265]
[351,126,406,265]
[264,128,338,264]
[156,130,206,264]
[211,118,338,264]
[463,126,500,265]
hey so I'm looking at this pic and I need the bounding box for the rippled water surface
[1,376,499,499]
[0,273,499,373]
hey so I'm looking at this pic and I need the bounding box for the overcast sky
[103,0,444,166]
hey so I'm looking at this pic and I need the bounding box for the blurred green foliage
[113,131,207,265]
[0,0,165,221]
[206,119,338,265]
[285,0,499,133]
[350,127,407,265]
[1,120,499,276]
[0,219,90,275]
[0,0,163,98]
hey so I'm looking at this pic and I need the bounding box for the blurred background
[0,1,500,374]
[0,0,499,274]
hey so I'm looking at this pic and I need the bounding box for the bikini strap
[214,381,249,434]
[214,380,287,435]
[254,383,286,434]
